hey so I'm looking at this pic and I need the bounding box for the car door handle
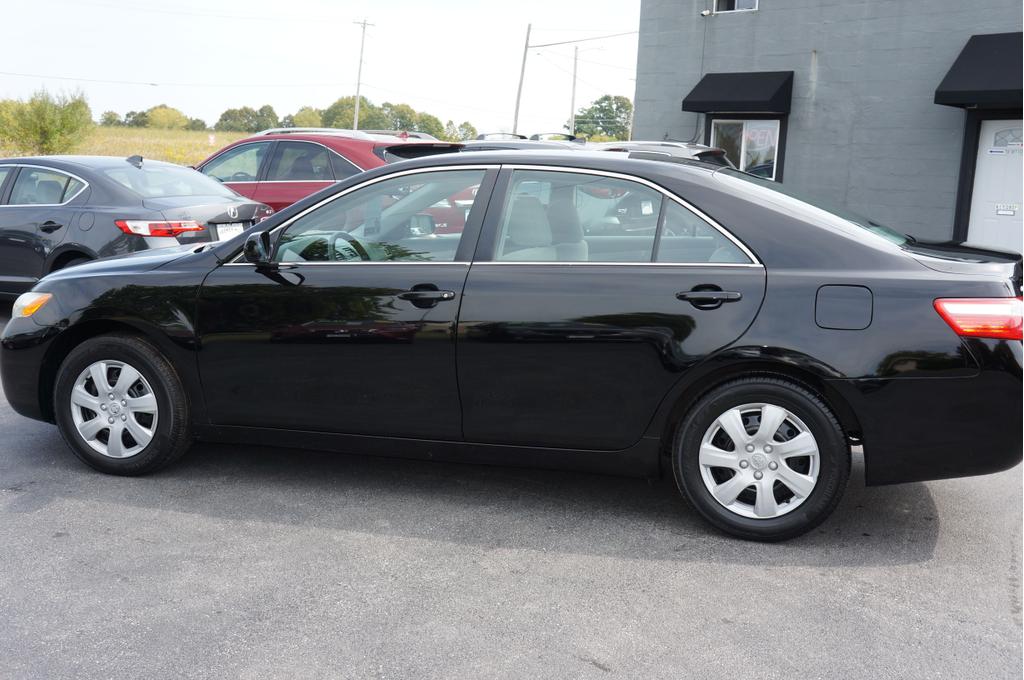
[397,290,456,302]
[40,221,63,233]
[676,290,742,302]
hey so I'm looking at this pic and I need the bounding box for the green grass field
[0,126,248,166]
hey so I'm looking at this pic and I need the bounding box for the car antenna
[126,155,143,168]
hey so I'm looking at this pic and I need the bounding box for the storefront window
[711,119,780,180]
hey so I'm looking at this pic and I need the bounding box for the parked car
[3,151,1021,541]
[0,155,272,299]
[194,129,460,212]
[592,140,735,167]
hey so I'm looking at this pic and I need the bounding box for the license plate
[216,223,245,240]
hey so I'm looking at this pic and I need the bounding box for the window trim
[706,115,786,182]
[199,140,275,185]
[0,164,90,207]
[476,164,760,267]
[713,0,759,14]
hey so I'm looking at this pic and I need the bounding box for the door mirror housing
[243,230,273,266]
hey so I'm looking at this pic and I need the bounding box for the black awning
[935,32,1022,109]
[682,71,794,114]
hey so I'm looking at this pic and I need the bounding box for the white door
[966,119,1023,253]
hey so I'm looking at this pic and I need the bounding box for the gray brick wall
[634,0,1023,240]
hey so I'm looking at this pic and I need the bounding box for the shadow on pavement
[2,427,940,567]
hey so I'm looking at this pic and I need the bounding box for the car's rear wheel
[54,334,191,475]
[673,377,849,541]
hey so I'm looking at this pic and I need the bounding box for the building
[632,1,1023,252]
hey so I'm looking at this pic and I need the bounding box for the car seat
[500,196,557,261]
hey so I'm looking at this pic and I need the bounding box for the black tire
[53,334,192,475]
[672,377,850,541]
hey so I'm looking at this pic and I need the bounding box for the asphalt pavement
[0,305,1021,679]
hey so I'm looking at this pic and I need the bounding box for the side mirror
[243,230,273,266]
[408,213,437,236]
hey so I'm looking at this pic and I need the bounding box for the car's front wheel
[54,334,192,475]
[673,377,850,541]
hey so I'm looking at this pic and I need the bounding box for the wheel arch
[652,359,863,460]
[46,245,97,273]
[38,318,194,423]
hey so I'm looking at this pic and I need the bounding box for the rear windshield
[103,163,237,199]
[719,169,908,246]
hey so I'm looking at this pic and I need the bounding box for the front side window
[711,119,780,179]
[715,0,758,12]
[274,169,486,263]
[9,168,77,205]
[265,141,334,182]
[495,170,663,262]
[201,141,270,183]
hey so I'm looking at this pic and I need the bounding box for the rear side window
[201,142,270,182]
[63,177,86,202]
[494,170,663,262]
[9,168,77,205]
[265,141,334,182]
[330,152,361,180]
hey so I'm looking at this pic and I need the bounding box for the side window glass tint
[495,170,662,262]
[9,168,71,205]
[655,201,752,264]
[201,142,270,182]
[63,177,86,202]
[274,169,485,263]
[266,142,334,182]
[330,152,361,180]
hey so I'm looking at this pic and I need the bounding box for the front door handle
[40,221,63,233]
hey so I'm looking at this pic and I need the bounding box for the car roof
[0,155,183,171]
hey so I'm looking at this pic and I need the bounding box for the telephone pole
[569,45,578,135]
[512,23,531,135]
[353,18,374,130]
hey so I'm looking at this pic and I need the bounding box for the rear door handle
[676,290,742,302]
[397,290,456,302]
[40,221,63,233]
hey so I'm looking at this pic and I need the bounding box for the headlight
[12,292,53,318]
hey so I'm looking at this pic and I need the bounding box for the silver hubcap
[70,360,158,459]
[699,403,820,519]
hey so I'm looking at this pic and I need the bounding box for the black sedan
[0,155,273,298]
[2,151,1021,541]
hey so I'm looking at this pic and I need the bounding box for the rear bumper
[834,339,1022,485]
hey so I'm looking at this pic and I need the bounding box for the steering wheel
[329,232,371,261]
[229,171,255,182]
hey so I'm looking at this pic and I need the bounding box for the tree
[572,94,633,140]
[185,118,207,131]
[290,106,322,128]
[146,104,188,129]
[100,111,123,126]
[124,110,149,127]
[321,96,389,129]
[381,102,418,131]
[214,106,260,132]
[255,104,279,130]
[442,120,459,142]
[414,113,444,139]
[456,121,478,141]
[0,90,93,155]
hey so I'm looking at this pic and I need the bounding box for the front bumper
[1,314,62,423]
[834,338,1023,485]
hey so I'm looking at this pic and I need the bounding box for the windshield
[103,163,238,199]
[719,169,908,246]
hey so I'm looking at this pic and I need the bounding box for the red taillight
[934,297,1023,340]
[115,220,205,237]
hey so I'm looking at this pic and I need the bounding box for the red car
[194,129,459,213]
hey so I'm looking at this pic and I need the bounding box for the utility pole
[569,45,578,135]
[511,28,637,135]
[512,23,531,135]
[353,18,373,130]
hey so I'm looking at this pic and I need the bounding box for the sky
[1,0,640,135]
